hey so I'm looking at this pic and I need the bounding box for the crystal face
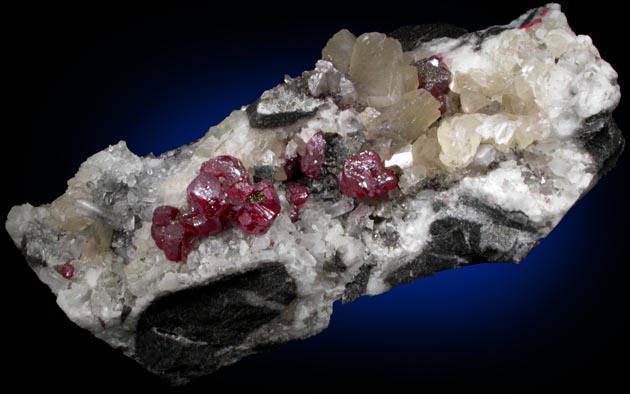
[186,173,227,216]
[200,155,248,187]
[286,183,310,222]
[151,156,282,261]
[151,206,194,262]
[5,4,623,385]
[301,132,327,179]
[337,150,398,199]
[416,56,451,98]
[234,179,281,235]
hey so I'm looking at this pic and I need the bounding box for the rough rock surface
[5,4,623,385]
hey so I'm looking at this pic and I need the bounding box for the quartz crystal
[5,4,623,385]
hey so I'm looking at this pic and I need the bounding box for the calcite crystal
[5,4,623,384]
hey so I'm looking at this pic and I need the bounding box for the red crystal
[159,222,195,262]
[337,150,398,199]
[226,180,255,206]
[520,18,542,29]
[181,207,223,237]
[151,205,194,262]
[200,156,248,187]
[187,172,227,216]
[234,180,281,234]
[60,263,74,279]
[301,132,327,179]
[415,56,451,99]
[286,183,310,223]
[152,205,180,226]
[284,155,301,181]
[287,183,309,206]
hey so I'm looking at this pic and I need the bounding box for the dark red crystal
[284,155,301,181]
[181,207,223,237]
[234,180,281,234]
[186,172,227,217]
[158,222,195,262]
[226,180,255,207]
[337,150,398,199]
[200,156,248,187]
[287,183,309,207]
[60,263,74,279]
[152,205,180,226]
[415,56,451,99]
[151,205,195,262]
[301,132,327,179]
[287,183,310,223]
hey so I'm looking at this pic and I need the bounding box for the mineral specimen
[5,3,623,385]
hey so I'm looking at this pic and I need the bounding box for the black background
[3,2,628,392]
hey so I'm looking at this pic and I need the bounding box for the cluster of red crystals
[151,156,281,262]
[415,56,452,113]
[301,132,327,179]
[280,133,326,221]
[286,183,310,223]
[337,150,398,199]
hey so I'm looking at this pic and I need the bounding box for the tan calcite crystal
[437,115,483,169]
[412,128,442,168]
[460,90,490,113]
[366,89,441,148]
[81,222,114,259]
[322,29,357,74]
[398,128,443,192]
[349,33,412,108]
[401,64,420,92]
[50,194,95,233]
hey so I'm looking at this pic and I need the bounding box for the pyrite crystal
[6,4,623,384]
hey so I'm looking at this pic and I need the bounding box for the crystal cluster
[5,4,623,385]
[152,156,281,261]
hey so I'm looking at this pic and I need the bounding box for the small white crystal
[385,146,414,169]
[325,197,355,218]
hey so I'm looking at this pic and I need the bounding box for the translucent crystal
[321,29,356,74]
[349,33,412,108]
[437,115,483,169]
[186,173,227,216]
[367,89,441,147]
[200,155,249,187]
[151,206,194,262]
[337,150,398,199]
[301,132,327,179]
[286,183,310,222]
[235,180,281,234]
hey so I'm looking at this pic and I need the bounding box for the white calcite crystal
[5,4,623,385]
